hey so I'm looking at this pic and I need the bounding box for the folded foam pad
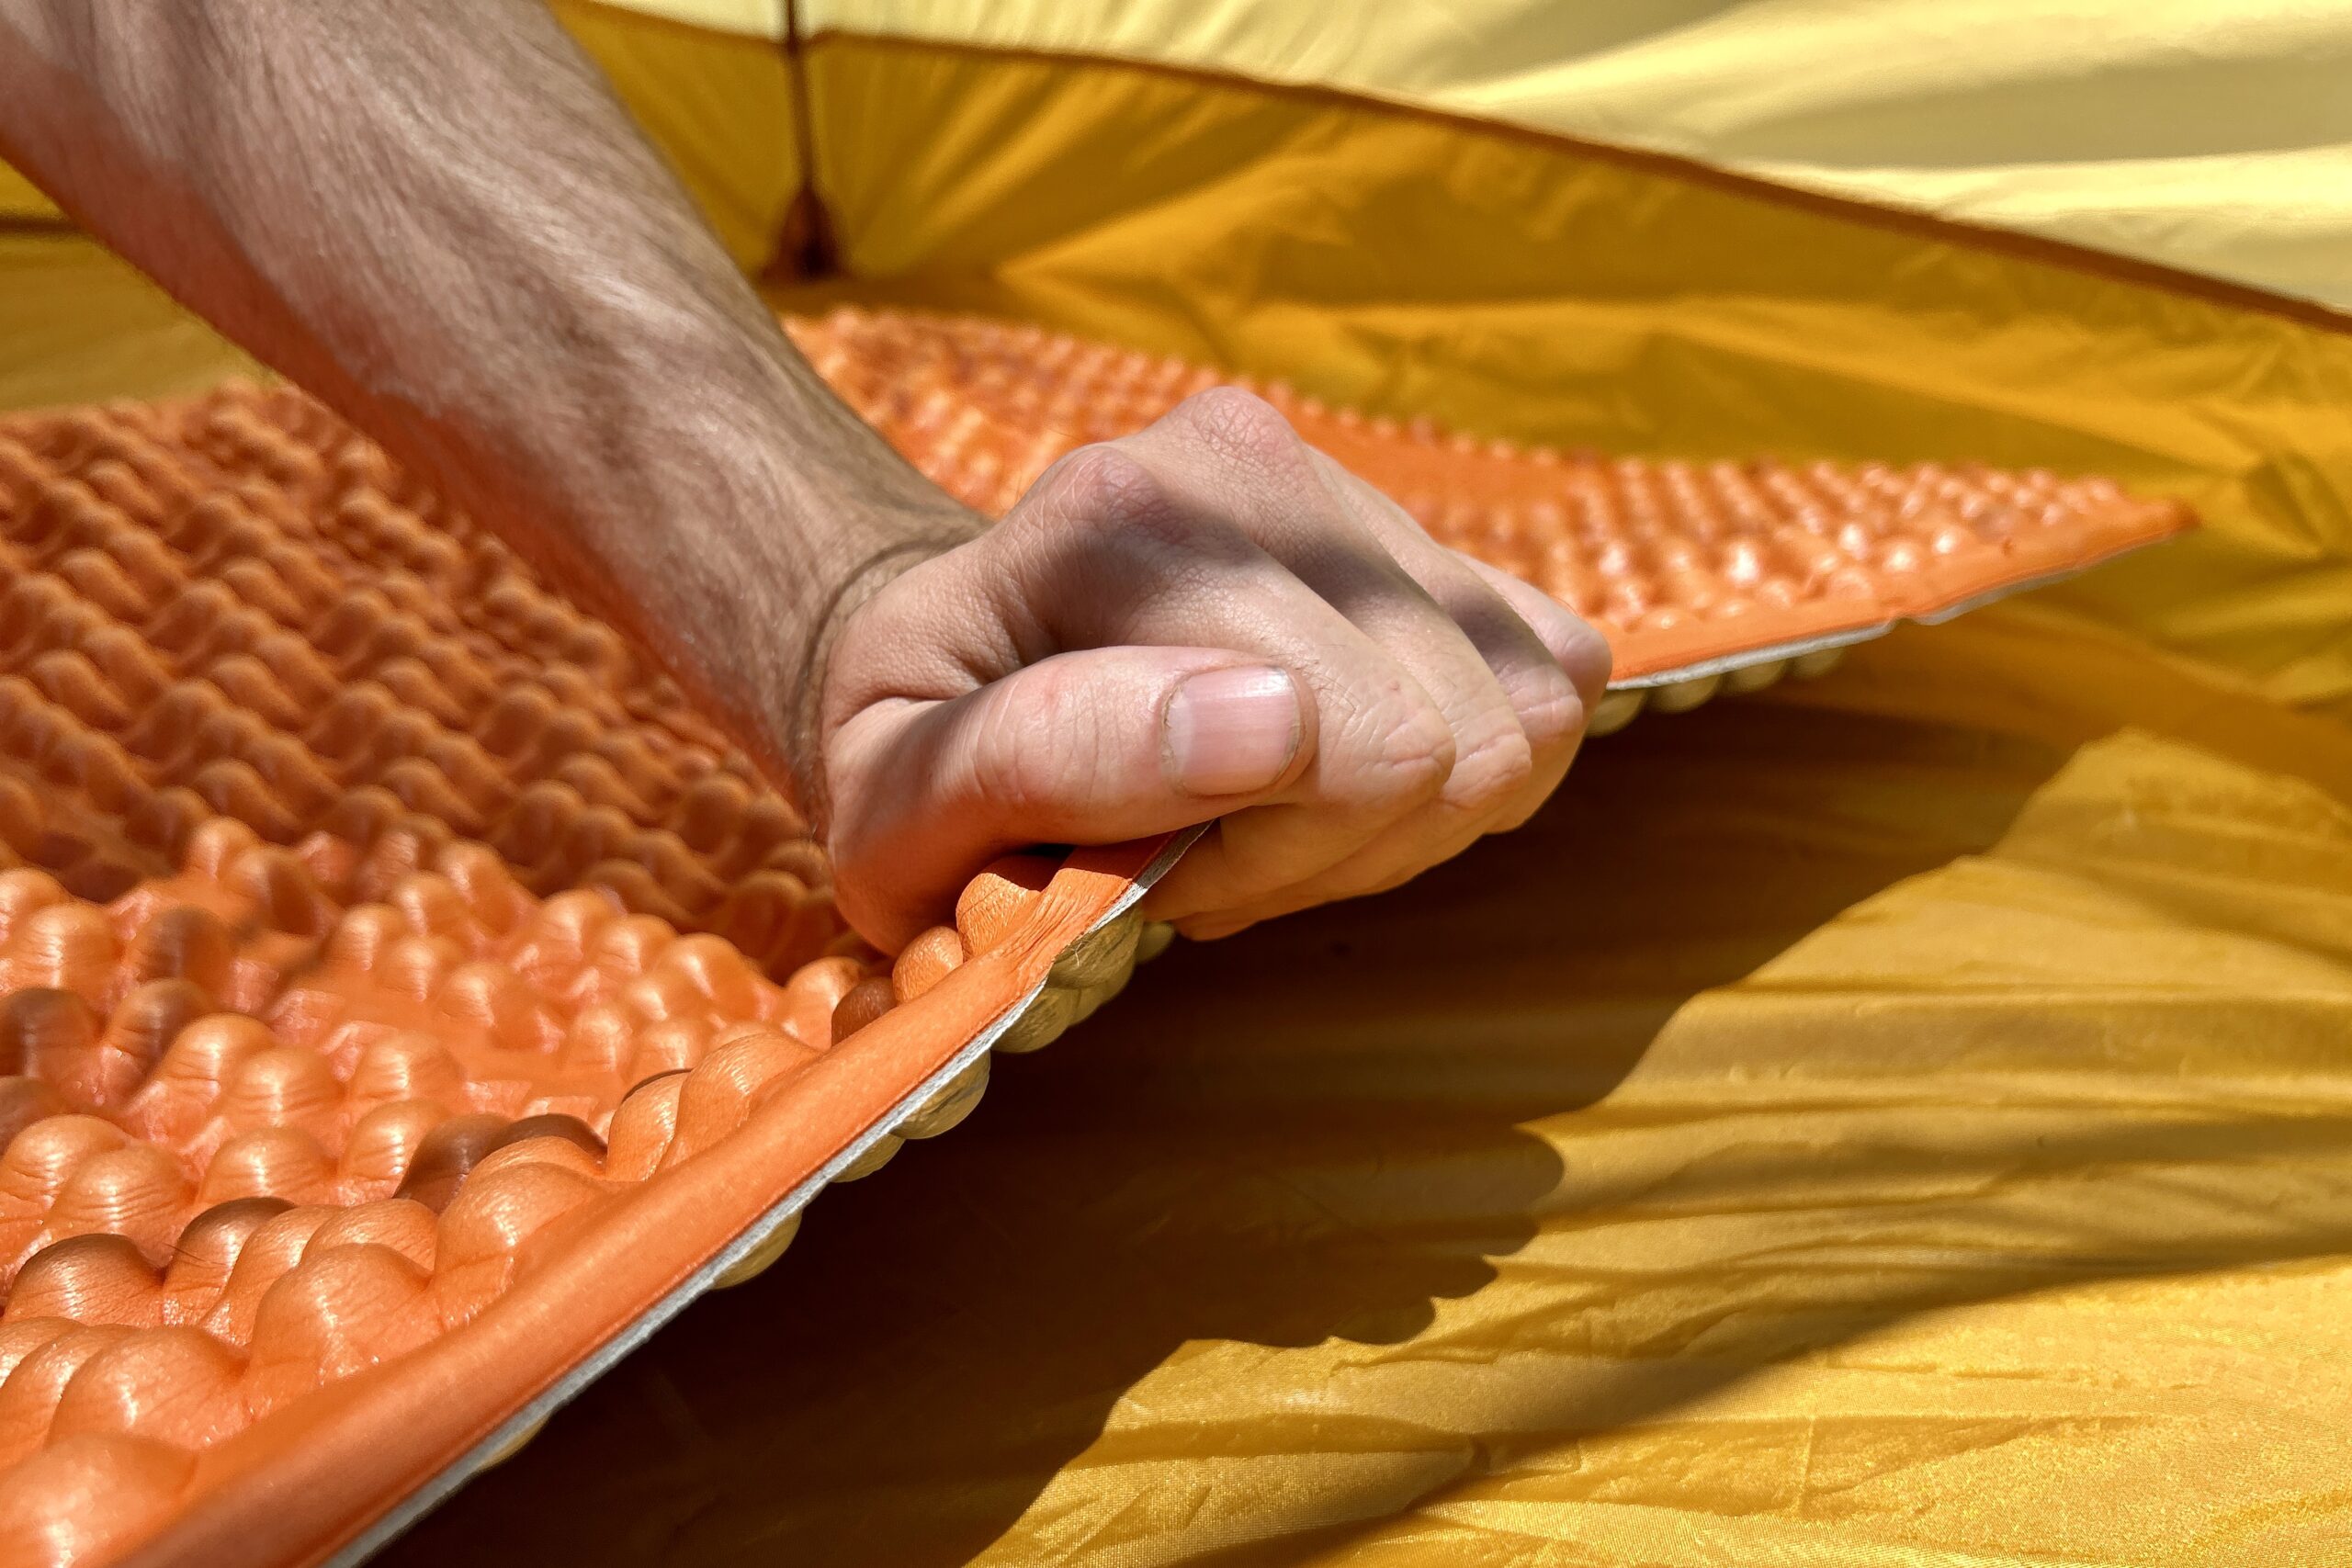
[0,344,2189,1565]
[786,307,2195,684]
[0,389,1175,1567]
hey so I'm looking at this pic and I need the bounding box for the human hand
[0,4,1610,957]
[811,388,1611,952]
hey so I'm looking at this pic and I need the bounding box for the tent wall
[802,0,2352,315]
[782,35,2352,712]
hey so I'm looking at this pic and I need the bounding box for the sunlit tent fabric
[8,2,2352,1563]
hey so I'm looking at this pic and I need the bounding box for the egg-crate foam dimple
[0,386,1174,1568]
[784,305,2195,705]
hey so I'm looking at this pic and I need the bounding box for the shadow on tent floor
[388,677,2081,1567]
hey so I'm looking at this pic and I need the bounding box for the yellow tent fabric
[0,161,58,218]
[394,602,2352,1567]
[0,231,259,408]
[5,5,2352,1563]
[802,0,2352,317]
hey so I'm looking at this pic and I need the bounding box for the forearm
[0,0,973,792]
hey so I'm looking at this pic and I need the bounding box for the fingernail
[1163,667,1302,796]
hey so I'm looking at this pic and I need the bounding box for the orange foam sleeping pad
[0,385,1167,1567]
[0,312,2190,1567]
[787,307,2194,683]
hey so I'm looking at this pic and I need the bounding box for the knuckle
[1510,663,1588,758]
[1445,724,1536,817]
[1354,696,1454,812]
[1559,622,1613,705]
[1003,445,1216,604]
[1030,444,1173,533]
[1173,386,1305,470]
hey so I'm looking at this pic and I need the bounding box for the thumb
[825,647,1315,950]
